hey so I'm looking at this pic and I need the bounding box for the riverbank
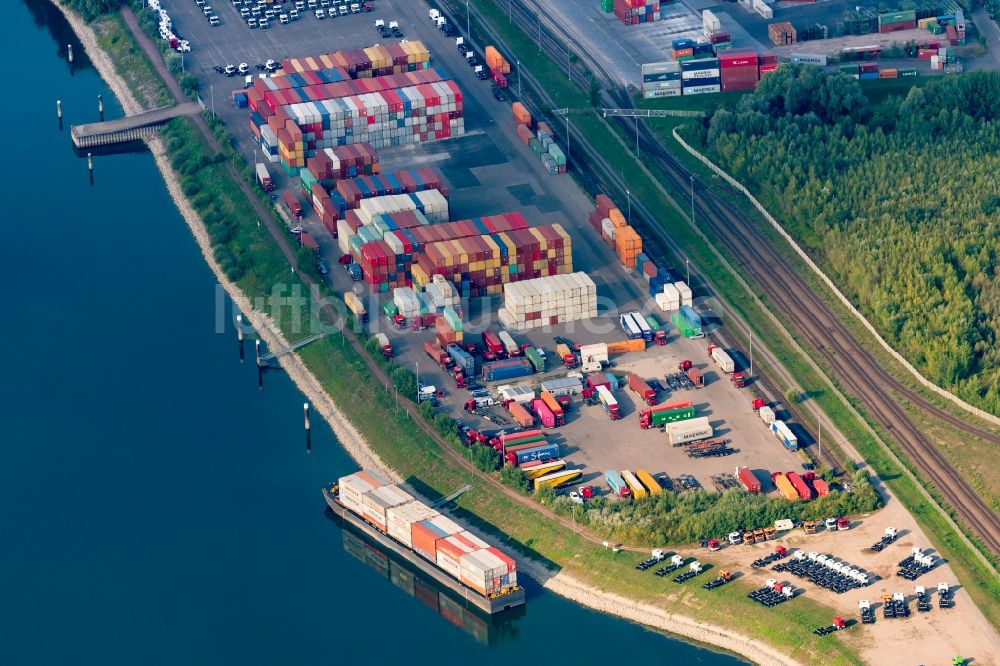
[53,4,819,664]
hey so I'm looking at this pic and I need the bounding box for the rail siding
[672,126,1000,429]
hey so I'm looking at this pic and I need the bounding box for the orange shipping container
[507,401,534,427]
[879,68,898,79]
[512,102,532,126]
[606,339,646,354]
[608,208,627,228]
[673,48,694,58]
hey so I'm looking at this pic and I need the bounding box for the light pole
[516,59,521,99]
[626,189,631,224]
[508,0,512,21]
[414,361,420,397]
[818,416,822,460]
[686,258,690,285]
[537,14,541,52]
[465,1,470,38]
[689,174,695,223]
[749,332,753,376]
[635,117,639,155]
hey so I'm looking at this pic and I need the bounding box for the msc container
[758,405,776,425]
[387,500,439,548]
[773,473,799,501]
[508,442,560,466]
[737,467,761,494]
[507,400,534,427]
[635,469,663,496]
[483,358,534,381]
[786,472,814,500]
[770,420,798,450]
[604,470,632,498]
[525,347,545,373]
[711,346,735,373]
[667,417,713,445]
[446,343,475,376]
[621,470,648,499]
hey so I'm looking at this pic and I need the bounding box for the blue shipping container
[514,443,560,465]
[680,305,702,328]
[483,358,534,381]
[604,470,629,496]
[446,343,475,376]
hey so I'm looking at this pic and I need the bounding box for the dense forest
[65,0,120,21]
[694,68,1000,413]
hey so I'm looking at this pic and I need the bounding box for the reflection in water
[329,510,525,646]
[22,0,92,72]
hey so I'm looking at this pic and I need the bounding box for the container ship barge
[323,470,525,614]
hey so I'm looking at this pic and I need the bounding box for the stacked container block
[681,58,721,95]
[614,0,661,24]
[498,272,598,330]
[641,61,682,99]
[720,52,759,92]
[281,41,431,76]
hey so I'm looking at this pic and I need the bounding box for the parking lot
[161,0,811,497]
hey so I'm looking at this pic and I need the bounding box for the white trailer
[667,417,713,445]
[498,330,520,357]
[758,405,776,425]
[710,346,735,374]
[579,343,609,365]
[674,281,693,307]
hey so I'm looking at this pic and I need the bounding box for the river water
[1,2,744,663]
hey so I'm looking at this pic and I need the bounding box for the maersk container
[483,358,534,381]
[770,420,798,450]
[604,470,631,498]
[667,417,713,445]
[447,344,475,376]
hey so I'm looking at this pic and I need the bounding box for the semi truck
[555,343,577,368]
[737,466,761,494]
[620,470,648,499]
[604,470,632,499]
[708,345,735,374]
[639,401,696,429]
[373,333,393,358]
[533,398,558,428]
[424,339,454,369]
[644,314,668,345]
[481,330,504,360]
[282,190,303,220]
[532,468,582,492]
[539,390,565,426]
[506,401,534,427]
[627,373,657,406]
[630,312,653,342]
[446,343,475,376]
[619,313,643,340]
[498,331,520,357]
[343,291,368,323]
[255,162,274,191]
[595,385,621,420]
[770,420,798,450]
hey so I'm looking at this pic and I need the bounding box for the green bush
[499,465,531,495]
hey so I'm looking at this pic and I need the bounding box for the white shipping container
[711,346,735,373]
[338,471,390,515]
[674,281,693,306]
[682,68,721,80]
[387,501,439,547]
[641,61,681,75]
[643,88,682,100]
[579,343,609,364]
[601,217,617,240]
[362,484,414,529]
[683,84,722,95]
[758,405,776,425]
[667,417,713,444]
[702,9,721,32]
[791,53,827,66]
[754,4,773,18]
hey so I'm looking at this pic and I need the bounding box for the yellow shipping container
[635,470,663,496]
[775,474,799,501]
[411,263,429,287]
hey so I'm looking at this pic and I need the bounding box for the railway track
[459,0,1000,555]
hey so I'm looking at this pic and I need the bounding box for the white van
[314,8,325,19]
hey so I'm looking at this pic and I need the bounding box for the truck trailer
[667,417,713,445]
[770,420,798,450]
[627,373,657,406]
[595,385,621,420]
[737,466,761,494]
[604,470,632,499]
[708,345,735,374]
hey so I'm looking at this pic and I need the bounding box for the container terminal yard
[150,0,1000,659]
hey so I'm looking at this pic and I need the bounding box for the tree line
[693,67,1000,413]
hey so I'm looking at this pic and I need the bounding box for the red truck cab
[481,330,503,361]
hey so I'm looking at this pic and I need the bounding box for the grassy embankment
[468,0,1000,629]
[88,6,872,663]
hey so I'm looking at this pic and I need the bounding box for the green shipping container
[601,0,614,11]
[383,302,398,318]
[671,312,695,338]
[878,9,916,24]
[899,68,919,76]
[648,406,697,427]
[525,347,545,372]
[443,305,462,331]
[548,144,567,165]
[645,314,662,332]
[840,64,859,73]
[529,138,544,156]
[300,169,317,193]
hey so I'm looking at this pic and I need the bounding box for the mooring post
[237,314,245,363]
[67,44,73,63]
[98,94,104,121]
[87,152,93,185]
[304,402,312,453]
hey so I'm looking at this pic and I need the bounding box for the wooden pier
[70,102,202,149]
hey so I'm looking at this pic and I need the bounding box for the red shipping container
[759,63,778,76]
[719,52,760,68]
